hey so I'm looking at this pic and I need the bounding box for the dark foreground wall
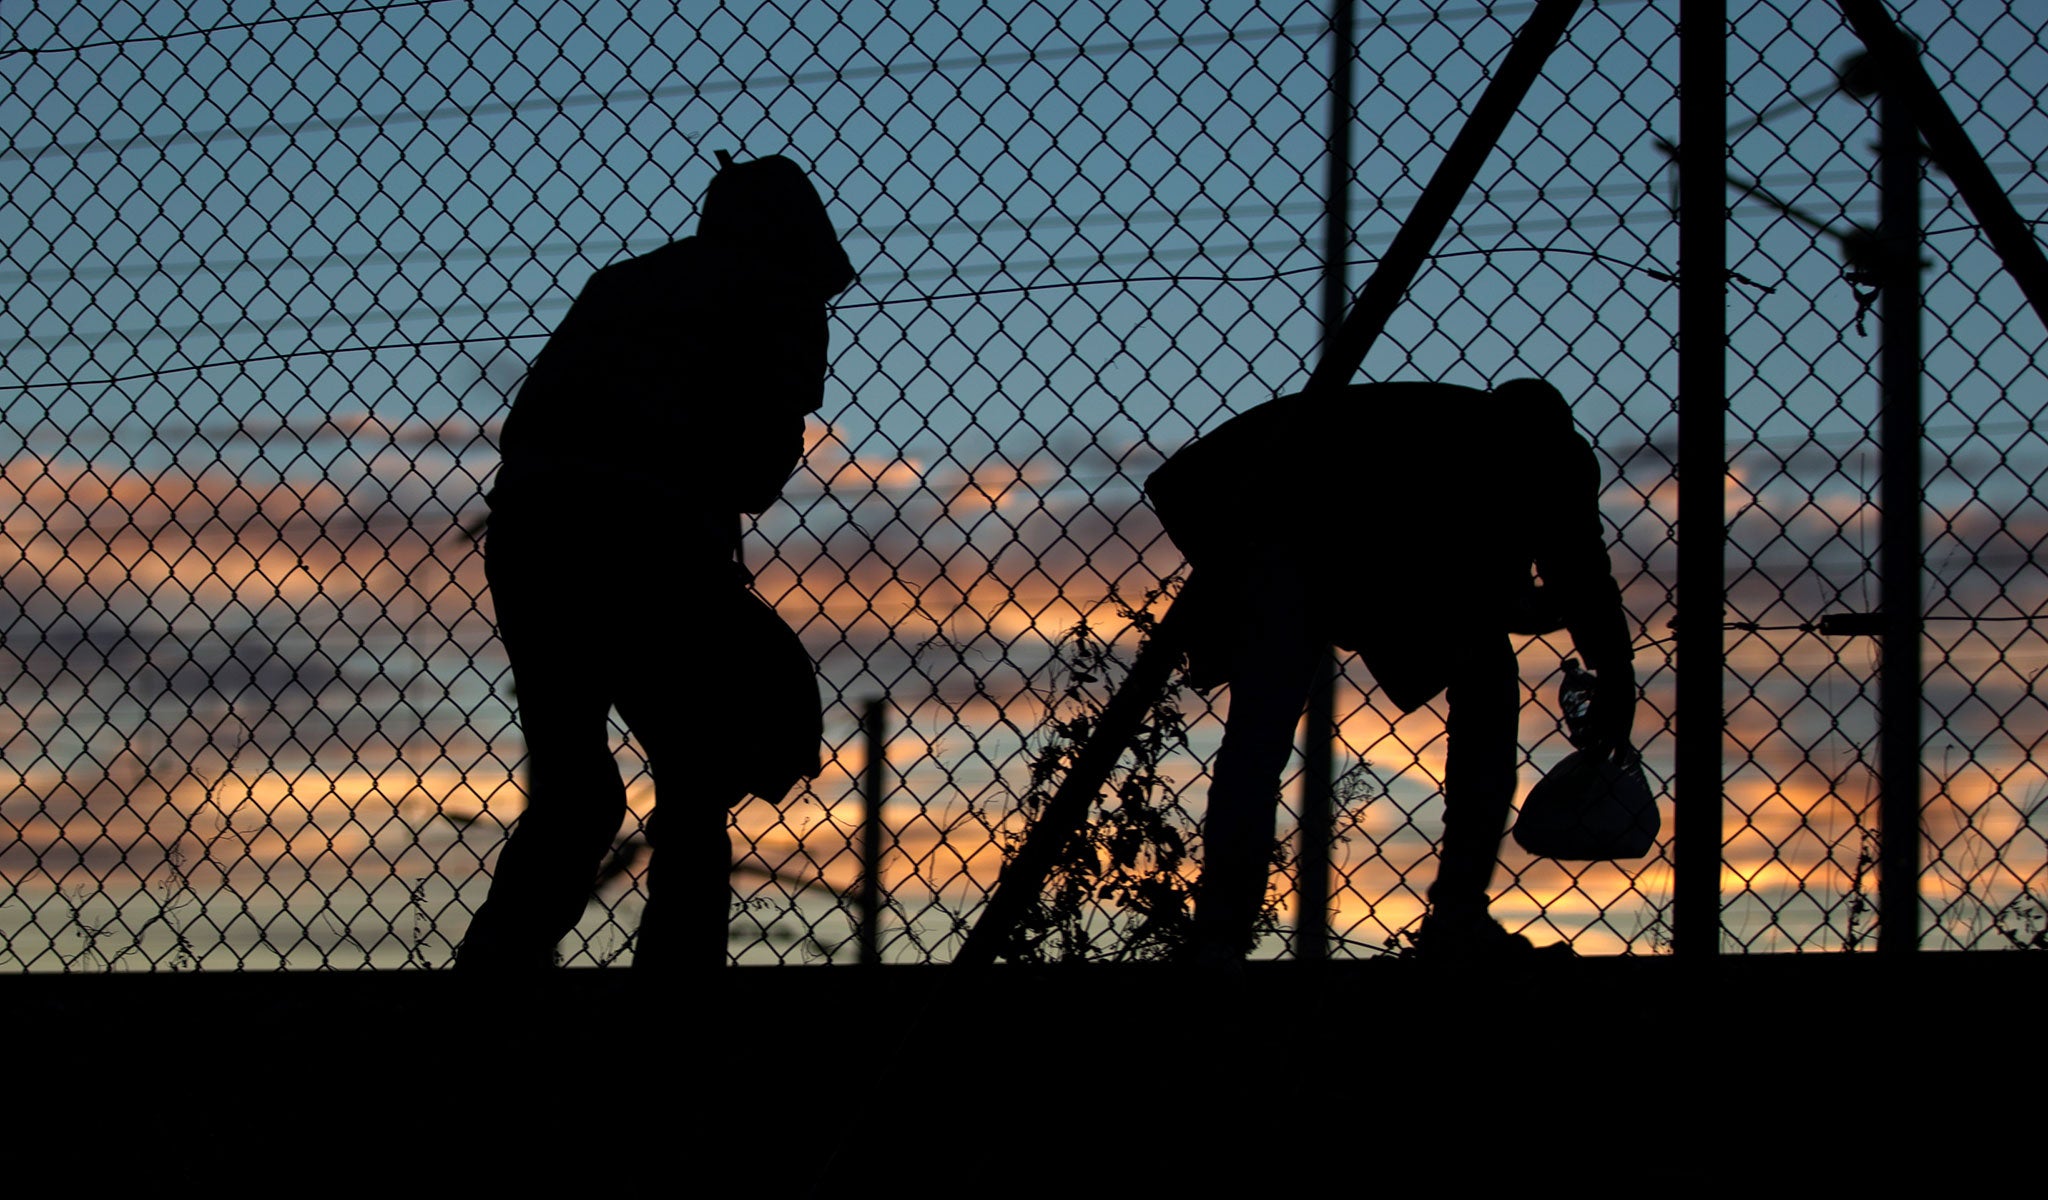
[9,954,2038,1191]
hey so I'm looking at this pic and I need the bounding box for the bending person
[1144,379,1637,962]
[458,153,856,972]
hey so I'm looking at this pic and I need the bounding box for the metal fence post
[1876,70,1924,953]
[1674,0,1729,957]
[1294,0,1356,965]
[860,697,888,965]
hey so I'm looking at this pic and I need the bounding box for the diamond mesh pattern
[1,1,2042,968]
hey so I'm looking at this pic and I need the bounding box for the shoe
[1405,910,1574,962]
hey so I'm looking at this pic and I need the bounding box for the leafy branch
[983,578,1292,962]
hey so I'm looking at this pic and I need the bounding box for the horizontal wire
[0,1,1668,167]
[0,0,465,58]
[1632,611,2048,650]
[0,10,1377,162]
[16,179,2044,390]
[5,242,1684,391]
[15,159,2037,297]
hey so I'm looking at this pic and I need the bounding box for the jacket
[1144,380,1633,712]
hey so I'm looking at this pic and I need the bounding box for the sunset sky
[2,0,2043,968]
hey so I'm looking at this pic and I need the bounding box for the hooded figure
[495,154,857,521]
[460,154,855,973]
[1144,379,1636,960]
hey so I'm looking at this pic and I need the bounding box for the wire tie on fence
[1727,268,1778,295]
[1818,612,1884,637]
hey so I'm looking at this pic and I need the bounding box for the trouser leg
[618,682,742,973]
[1191,585,1319,960]
[1427,632,1520,920]
[633,802,735,971]
[458,524,628,970]
[458,674,627,969]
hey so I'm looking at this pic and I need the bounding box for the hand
[1591,666,1637,758]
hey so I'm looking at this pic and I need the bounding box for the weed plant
[982,580,1291,963]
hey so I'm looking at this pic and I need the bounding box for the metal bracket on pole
[954,0,1586,968]
[1837,0,2048,334]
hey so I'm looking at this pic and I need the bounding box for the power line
[0,0,465,58]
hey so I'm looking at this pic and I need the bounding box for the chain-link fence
[3,0,2043,969]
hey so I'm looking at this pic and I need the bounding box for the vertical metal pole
[1674,0,1727,957]
[859,697,888,964]
[1876,78,1924,953]
[1296,655,1337,961]
[1294,0,1355,964]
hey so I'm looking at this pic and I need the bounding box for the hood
[699,154,858,300]
[1490,377,1575,442]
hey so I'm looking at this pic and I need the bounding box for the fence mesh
[2,0,2043,969]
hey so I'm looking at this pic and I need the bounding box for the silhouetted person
[1144,379,1636,961]
[457,153,855,972]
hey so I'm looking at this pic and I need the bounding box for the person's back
[1147,380,1624,708]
